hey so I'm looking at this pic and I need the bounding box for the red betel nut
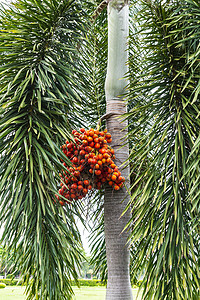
[56,128,125,205]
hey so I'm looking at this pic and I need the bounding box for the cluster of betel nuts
[56,128,125,205]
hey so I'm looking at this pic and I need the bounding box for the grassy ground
[0,286,25,300]
[72,286,142,300]
[0,286,142,300]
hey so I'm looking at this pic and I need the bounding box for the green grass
[73,286,142,300]
[0,286,25,300]
[0,286,142,300]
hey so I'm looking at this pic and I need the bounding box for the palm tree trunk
[104,1,132,299]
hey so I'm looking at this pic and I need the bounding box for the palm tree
[0,0,200,300]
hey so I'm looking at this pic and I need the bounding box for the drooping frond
[77,0,109,278]
[174,0,200,243]
[127,0,200,299]
[89,192,107,283]
[0,0,88,299]
[77,0,108,128]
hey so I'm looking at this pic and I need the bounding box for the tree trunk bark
[104,1,132,300]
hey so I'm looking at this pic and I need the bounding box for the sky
[78,222,91,255]
[0,0,12,5]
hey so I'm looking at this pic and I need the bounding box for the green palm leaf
[77,0,108,127]
[0,0,89,299]
[127,1,200,299]
[89,191,107,283]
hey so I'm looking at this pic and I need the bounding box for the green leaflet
[128,1,200,299]
[0,0,88,299]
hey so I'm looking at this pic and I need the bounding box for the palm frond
[127,1,200,299]
[77,0,108,128]
[172,0,200,238]
[89,191,107,283]
[0,0,88,298]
